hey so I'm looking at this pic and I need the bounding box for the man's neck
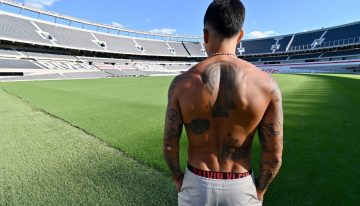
[206,42,237,57]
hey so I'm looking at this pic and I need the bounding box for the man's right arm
[256,77,284,201]
[163,75,185,192]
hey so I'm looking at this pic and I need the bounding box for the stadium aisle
[0,88,177,206]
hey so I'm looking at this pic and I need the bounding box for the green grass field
[0,74,359,205]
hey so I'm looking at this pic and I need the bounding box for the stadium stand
[182,42,206,57]
[35,22,103,51]
[167,42,190,57]
[0,59,41,69]
[324,23,360,42]
[93,33,142,55]
[291,31,325,48]
[277,36,293,52]
[0,1,359,81]
[242,38,277,54]
[135,39,171,56]
[0,14,52,45]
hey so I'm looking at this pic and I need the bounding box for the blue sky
[10,0,360,39]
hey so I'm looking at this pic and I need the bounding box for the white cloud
[111,21,124,28]
[149,28,177,35]
[24,0,60,9]
[247,30,278,39]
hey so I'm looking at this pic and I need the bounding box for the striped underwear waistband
[187,164,252,180]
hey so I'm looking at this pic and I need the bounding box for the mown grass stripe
[0,88,177,206]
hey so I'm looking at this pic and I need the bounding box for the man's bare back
[164,55,283,201]
[167,55,277,172]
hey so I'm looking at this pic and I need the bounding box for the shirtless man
[163,0,283,205]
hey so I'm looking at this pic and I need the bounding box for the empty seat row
[0,59,41,69]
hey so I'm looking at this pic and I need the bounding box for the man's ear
[204,28,209,44]
[236,30,244,44]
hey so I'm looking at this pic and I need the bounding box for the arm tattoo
[164,75,184,179]
[256,169,273,191]
[164,108,183,142]
[163,107,183,179]
[260,123,280,137]
[167,108,181,122]
[201,62,238,118]
[256,77,283,192]
[256,158,282,191]
[258,122,283,153]
[185,118,210,135]
[257,131,283,192]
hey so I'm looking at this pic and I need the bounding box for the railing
[289,36,360,52]
[289,44,313,51]
[320,37,360,48]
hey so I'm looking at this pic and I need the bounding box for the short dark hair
[204,0,245,38]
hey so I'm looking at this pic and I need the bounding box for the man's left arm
[256,77,284,201]
[163,77,184,192]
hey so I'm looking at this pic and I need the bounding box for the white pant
[178,168,262,206]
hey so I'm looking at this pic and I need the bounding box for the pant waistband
[187,164,252,180]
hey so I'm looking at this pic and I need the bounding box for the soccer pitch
[0,74,359,205]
